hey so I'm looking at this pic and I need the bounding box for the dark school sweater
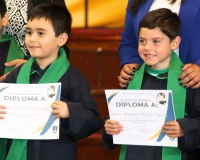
[102,71,200,160]
[4,61,102,160]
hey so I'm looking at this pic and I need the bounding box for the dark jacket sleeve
[101,116,119,150]
[59,66,102,141]
[177,88,200,152]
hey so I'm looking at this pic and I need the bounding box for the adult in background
[0,0,66,82]
[118,0,200,90]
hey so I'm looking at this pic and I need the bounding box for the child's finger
[0,110,7,114]
[105,127,122,135]
[51,109,60,116]
[54,115,60,119]
[51,103,59,109]
[0,105,7,109]
[0,106,7,116]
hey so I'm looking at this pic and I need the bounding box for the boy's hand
[119,63,140,88]
[104,119,123,135]
[179,63,200,89]
[0,105,7,119]
[162,121,183,138]
[51,101,69,119]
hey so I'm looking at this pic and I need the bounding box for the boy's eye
[139,39,146,44]
[26,31,32,35]
[153,40,160,43]
[38,32,44,35]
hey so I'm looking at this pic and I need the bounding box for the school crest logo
[53,126,58,133]
[156,93,167,105]
[47,86,56,98]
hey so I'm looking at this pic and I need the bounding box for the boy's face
[25,18,66,67]
[138,27,179,70]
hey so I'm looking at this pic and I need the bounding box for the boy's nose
[29,34,36,42]
[145,43,152,51]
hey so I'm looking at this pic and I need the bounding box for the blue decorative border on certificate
[148,92,175,141]
[0,86,9,93]
[39,84,61,135]
[29,84,61,135]
[106,92,118,106]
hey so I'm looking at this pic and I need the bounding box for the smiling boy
[138,27,180,70]
[0,3,102,160]
[103,8,200,160]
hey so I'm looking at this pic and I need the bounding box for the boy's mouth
[29,46,40,48]
[144,54,155,58]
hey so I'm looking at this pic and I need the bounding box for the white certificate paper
[0,83,61,140]
[105,90,177,147]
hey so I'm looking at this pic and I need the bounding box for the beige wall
[65,0,127,28]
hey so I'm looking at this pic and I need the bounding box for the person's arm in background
[0,59,27,82]
[178,4,200,89]
[0,0,60,82]
[118,0,142,88]
[179,64,200,89]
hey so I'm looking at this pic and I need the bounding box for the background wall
[68,28,122,160]
[64,1,128,159]
[65,0,127,28]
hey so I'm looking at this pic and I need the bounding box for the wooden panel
[77,133,120,160]
[68,29,122,89]
[68,29,122,160]
[69,51,99,89]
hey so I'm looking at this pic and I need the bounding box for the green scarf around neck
[0,34,24,74]
[0,47,70,160]
[119,52,186,160]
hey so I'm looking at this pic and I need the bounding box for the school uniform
[2,49,102,160]
[102,53,200,160]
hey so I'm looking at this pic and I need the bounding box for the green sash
[0,47,70,160]
[119,52,186,160]
[1,34,24,74]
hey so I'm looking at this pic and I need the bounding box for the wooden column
[68,29,122,160]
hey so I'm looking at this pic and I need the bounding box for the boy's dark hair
[28,2,72,37]
[0,0,7,17]
[139,8,181,41]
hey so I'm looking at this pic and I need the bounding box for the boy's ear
[171,36,181,50]
[2,12,9,26]
[58,33,68,47]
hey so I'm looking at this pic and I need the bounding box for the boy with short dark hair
[0,0,24,78]
[103,8,200,160]
[0,2,102,160]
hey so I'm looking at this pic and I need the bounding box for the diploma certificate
[105,90,177,147]
[0,83,61,140]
